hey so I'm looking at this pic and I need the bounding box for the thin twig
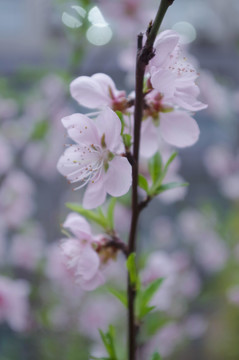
[127,1,175,359]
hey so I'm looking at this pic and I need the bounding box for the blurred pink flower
[141,252,177,311]
[146,322,183,358]
[0,97,18,120]
[227,286,239,305]
[57,107,131,209]
[60,213,106,290]
[0,170,35,229]
[204,145,239,200]
[9,233,44,271]
[79,295,120,339]
[0,276,30,332]
[195,231,228,273]
[0,135,14,175]
[70,73,127,112]
[184,314,208,339]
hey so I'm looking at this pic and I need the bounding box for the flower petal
[151,69,177,98]
[140,118,159,158]
[83,173,107,209]
[160,111,200,147]
[150,30,180,69]
[105,156,132,197]
[70,75,111,108]
[62,113,100,145]
[63,213,92,239]
[77,244,100,281]
[80,271,105,291]
[96,107,124,153]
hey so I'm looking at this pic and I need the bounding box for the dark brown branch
[127,1,175,360]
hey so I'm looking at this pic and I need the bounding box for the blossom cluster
[58,30,206,211]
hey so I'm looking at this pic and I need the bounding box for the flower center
[68,143,113,191]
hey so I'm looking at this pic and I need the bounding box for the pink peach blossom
[0,276,30,331]
[70,73,127,112]
[9,233,44,271]
[148,30,207,113]
[60,213,106,290]
[57,107,132,209]
[143,92,201,148]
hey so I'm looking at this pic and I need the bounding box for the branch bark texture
[127,1,175,359]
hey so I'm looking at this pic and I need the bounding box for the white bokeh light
[86,24,112,46]
[172,21,196,44]
[87,6,112,46]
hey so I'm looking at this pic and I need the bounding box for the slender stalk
[127,1,175,360]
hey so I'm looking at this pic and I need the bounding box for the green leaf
[107,197,117,230]
[107,287,127,307]
[122,133,132,148]
[151,352,162,360]
[162,152,178,179]
[126,253,138,287]
[139,305,156,318]
[30,119,49,141]
[154,182,188,195]
[99,326,118,360]
[138,174,149,192]
[136,278,163,319]
[90,357,110,360]
[116,110,124,135]
[148,152,162,184]
[139,278,163,309]
[66,203,108,228]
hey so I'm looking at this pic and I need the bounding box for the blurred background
[1,0,239,359]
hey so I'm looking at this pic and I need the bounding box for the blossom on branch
[70,73,128,112]
[57,107,132,209]
[60,213,117,291]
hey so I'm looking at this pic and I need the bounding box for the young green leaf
[154,182,188,195]
[122,133,132,149]
[126,253,140,289]
[98,326,118,360]
[136,278,163,319]
[148,152,162,184]
[107,197,117,230]
[107,287,128,307]
[115,110,124,135]
[66,203,108,228]
[161,151,178,180]
[138,174,149,192]
[151,352,162,360]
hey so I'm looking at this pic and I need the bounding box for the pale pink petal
[105,156,132,197]
[96,107,124,153]
[57,145,85,180]
[160,111,200,147]
[140,119,159,158]
[175,94,208,112]
[91,73,118,96]
[83,174,107,209]
[63,213,92,239]
[62,113,100,145]
[150,31,180,69]
[70,76,111,108]
[151,69,176,98]
[80,271,105,291]
[77,244,100,281]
